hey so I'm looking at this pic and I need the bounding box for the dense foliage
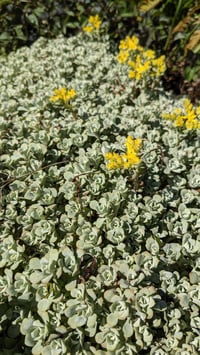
[0,20,200,354]
[0,0,200,100]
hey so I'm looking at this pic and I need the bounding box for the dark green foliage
[0,0,85,54]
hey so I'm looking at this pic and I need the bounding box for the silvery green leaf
[99,328,120,351]
[110,300,129,320]
[29,258,41,270]
[122,318,134,339]
[40,188,57,205]
[27,204,44,220]
[178,203,192,220]
[95,332,104,345]
[143,327,153,345]
[189,287,200,307]
[65,201,80,218]
[162,243,181,263]
[38,298,52,312]
[177,293,190,309]
[9,180,27,192]
[90,197,110,216]
[143,148,159,166]
[87,314,97,329]
[170,220,188,237]
[29,159,42,171]
[86,287,97,300]
[65,280,77,291]
[182,234,200,255]
[98,265,117,286]
[32,220,53,238]
[152,318,162,328]
[104,289,121,303]
[106,227,125,244]
[107,313,118,327]
[188,171,200,188]
[146,237,160,255]
[30,271,44,284]
[180,189,198,204]
[190,315,200,333]
[42,339,67,355]
[20,318,33,335]
[189,271,200,284]
[68,315,87,329]
[48,165,61,181]
[32,342,43,355]
[71,283,85,300]
[162,130,179,147]
[164,157,186,173]
[24,182,41,201]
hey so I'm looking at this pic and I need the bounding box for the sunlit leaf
[138,0,162,13]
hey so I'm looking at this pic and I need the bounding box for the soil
[162,69,200,105]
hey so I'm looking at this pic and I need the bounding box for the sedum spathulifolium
[0,16,200,355]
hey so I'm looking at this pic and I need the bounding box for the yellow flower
[129,66,147,81]
[128,54,150,81]
[162,98,200,130]
[129,70,136,79]
[197,106,200,116]
[89,15,101,29]
[187,110,196,121]
[144,49,155,60]
[117,50,129,63]
[83,25,93,33]
[162,113,175,121]
[128,60,136,68]
[185,119,196,130]
[66,88,76,100]
[139,62,150,74]
[174,108,182,115]
[122,153,141,168]
[184,98,193,111]
[135,72,142,81]
[184,99,196,121]
[123,136,141,167]
[174,115,185,127]
[50,87,76,104]
[118,34,166,83]
[119,36,139,52]
[152,55,166,76]
[105,136,141,170]
[125,136,141,153]
[129,69,142,81]
[135,54,142,64]
[104,152,124,170]
[83,15,101,33]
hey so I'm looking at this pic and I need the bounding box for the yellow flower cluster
[162,98,200,130]
[50,87,76,104]
[105,136,141,170]
[83,15,102,33]
[117,35,166,81]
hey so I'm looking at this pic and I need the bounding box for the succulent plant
[0,16,200,354]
